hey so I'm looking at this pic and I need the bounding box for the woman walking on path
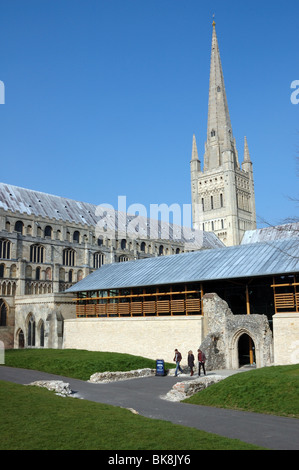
[188,351,195,376]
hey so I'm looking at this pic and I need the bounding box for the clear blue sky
[0,0,298,229]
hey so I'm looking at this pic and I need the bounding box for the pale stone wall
[63,316,204,364]
[14,293,75,349]
[273,313,299,365]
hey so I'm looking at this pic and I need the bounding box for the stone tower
[191,22,256,246]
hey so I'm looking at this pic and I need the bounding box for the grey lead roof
[66,237,299,292]
[0,182,223,249]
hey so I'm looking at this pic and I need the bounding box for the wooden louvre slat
[131,302,143,315]
[118,302,130,315]
[85,304,96,316]
[143,301,156,314]
[275,293,294,308]
[76,305,85,316]
[157,300,170,314]
[186,298,200,312]
[96,304,106,316]
[171,299,185,313]
[107,303,118,315]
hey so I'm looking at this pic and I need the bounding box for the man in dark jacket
[197,349,206,376]
[173,348,183,376]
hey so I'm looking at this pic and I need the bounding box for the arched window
[14,221,24,234]
[10,265,17,278]
[63,248,75,266]
[36,267,41,281]
[121,239,127,250]
[18,329,24,348]
[211,129,216,137]
[0,299,7,326]
[27,314,36,347]
[39,321,45,347]
[44,226,52,238]
[68,270,73,283]
[140,242,146,252]
[0,264,4,278]
[159,245,164,256]
[30,244,44,263]
[73,231,80,243]
[211,195,214,210]
[0,239,11,259]
[93,252,104,269]
[25,265,32,279]
[220,193,224,207]
[45,267,52,280]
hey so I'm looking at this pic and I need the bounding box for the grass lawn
[4,348,175,380]
[0,380,263,450]
[2,349,298,450]
[184,364,299,419]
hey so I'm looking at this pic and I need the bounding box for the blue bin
[156,359,165,376]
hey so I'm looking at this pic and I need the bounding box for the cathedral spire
[204,22,236,171]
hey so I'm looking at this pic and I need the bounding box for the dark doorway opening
[238,333,255,366]
[18,330,24,348]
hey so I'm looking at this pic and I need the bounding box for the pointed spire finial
[212,13,216,27]
[191,134,199,161]
[244,136,251,162]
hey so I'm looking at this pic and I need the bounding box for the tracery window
[0,239,11,259]
[27,314,36,347]
[30,244,44,263]
[93,252,104,269]
[63,248,75,266]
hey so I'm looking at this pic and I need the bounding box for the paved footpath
[1,366,299,450]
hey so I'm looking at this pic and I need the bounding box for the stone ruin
[200,293,274,370]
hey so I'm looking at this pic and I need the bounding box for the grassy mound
[184,364,299,418]
[4,348,174,380]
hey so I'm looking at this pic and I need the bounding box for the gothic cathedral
[191,22,256,246]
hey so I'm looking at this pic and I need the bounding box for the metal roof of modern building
[67,236,299,293]
[241,222,299,244]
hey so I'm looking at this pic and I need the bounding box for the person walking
[173,348,183,376]
[197,349,206,376]
[188,350,195,376]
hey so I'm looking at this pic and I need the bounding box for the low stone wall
[63,315,203,364]
[161,375,226,402]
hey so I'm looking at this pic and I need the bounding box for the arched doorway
[238,333,255,367]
